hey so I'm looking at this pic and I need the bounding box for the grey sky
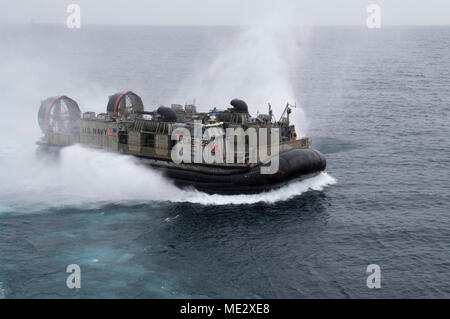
[0,0,449,26]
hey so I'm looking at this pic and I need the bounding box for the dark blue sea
[0,24,449,298]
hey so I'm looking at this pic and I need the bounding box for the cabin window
[118,132,128,144]
[142,133,155,147]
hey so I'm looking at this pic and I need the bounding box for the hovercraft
[37,93,326,194]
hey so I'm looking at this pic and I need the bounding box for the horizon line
[1,22,450,28]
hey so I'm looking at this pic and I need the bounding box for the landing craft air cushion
[36,92,326,194]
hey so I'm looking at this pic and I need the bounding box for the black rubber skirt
[161,148,327,194]
[36,143,326,195]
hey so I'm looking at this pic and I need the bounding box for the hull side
[36,143,326,195]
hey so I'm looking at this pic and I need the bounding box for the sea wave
[0,145,335,212]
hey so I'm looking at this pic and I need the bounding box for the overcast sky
[0,0,449,26]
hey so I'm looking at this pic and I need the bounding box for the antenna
[278,103,289,122]
[268,103,274,122]
[287,102,296,109]
[278,102,296,124]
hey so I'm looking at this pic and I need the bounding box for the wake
[0,145,335,212]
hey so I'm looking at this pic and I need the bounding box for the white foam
[0,145,335,212]
[181,172,336,206]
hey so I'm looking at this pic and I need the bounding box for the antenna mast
[278,102,296,124]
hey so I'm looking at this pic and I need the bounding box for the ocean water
[0,24,449,298]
